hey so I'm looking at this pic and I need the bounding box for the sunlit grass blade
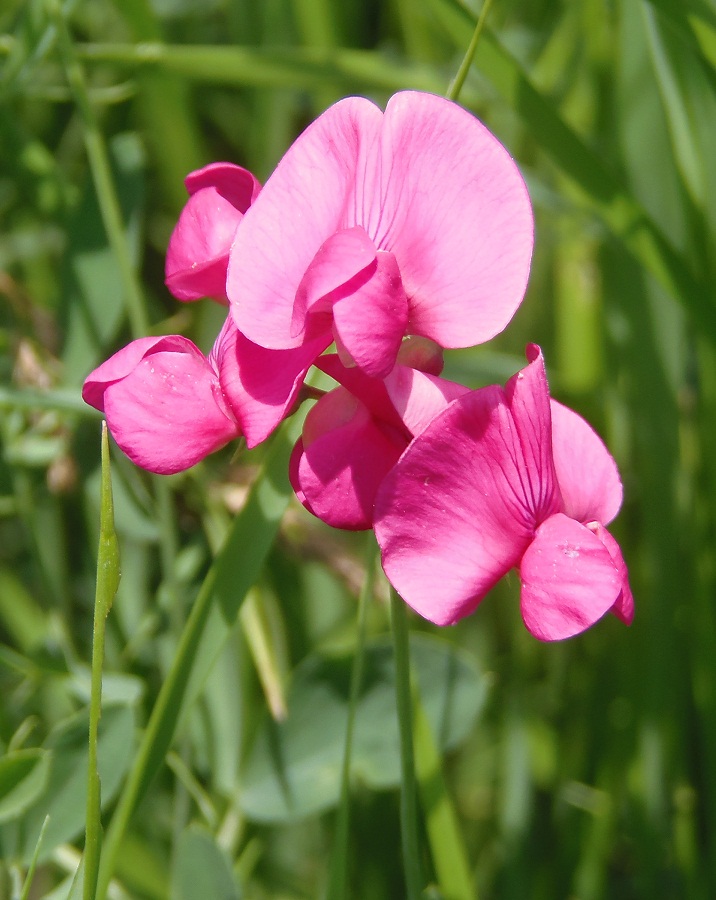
[83,423,121,900]
[240,587,288,722]
[95,420,300,900]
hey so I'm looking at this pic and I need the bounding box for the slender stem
[447,0,495,102]
[47,0,150,337]
[84,581,106,900]
[390,588,424,900]
[326,536,377,899]
[84,425,120,900]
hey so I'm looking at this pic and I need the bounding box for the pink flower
[374,345,634,641]
[82,315,320,474]
[290,343,468,530]
[165,162,261,303]
[228,91,533,379]
[82,333,241,474]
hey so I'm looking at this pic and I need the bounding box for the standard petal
[82,336,191,411]
[228,97,384,349]
[292,387,406,530]
[520,513,623,641]
[332,250,409,378]
[213,317,329,448]
[373,91,534,347]
[102,347,239,474]
[550,400,623,526]
[374,384,540,626]
[587,522,634,625]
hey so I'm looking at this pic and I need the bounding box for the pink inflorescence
[83,90,632,640]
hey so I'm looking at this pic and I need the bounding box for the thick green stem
[390,588,424,900]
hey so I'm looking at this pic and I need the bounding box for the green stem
[326,536,377,900]
[447,0,494,102]
[84,579,106,900]
[84,425,120,900]
[390,588,424,900]
[47,0,150,338]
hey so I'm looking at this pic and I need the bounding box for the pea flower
[290,340,468,529]
[82,315,321,473]
[228,91,533,379]
[165,162,261,303]
[374,345,633,641]
[82,331,241,474]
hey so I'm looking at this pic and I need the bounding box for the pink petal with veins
[375,92,534,348]
[229,98,383,349]
[228,92,533,373]
[375,374,558,625]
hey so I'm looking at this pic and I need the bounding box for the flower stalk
[390,587,424,900]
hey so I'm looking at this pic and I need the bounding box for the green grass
[1,0,716,897]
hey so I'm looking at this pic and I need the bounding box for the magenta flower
[165,162,261,303]
[82,333,241,474]
[374,345,634,641]
[82,314,322,473]
[290,346,468,530]
[228,91,533,379]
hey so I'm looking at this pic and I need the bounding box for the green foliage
[239,634,486,823]
[1,0,716,897]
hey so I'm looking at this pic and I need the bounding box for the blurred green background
[2,0,716,897]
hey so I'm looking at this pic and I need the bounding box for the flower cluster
[83,91,633,641]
